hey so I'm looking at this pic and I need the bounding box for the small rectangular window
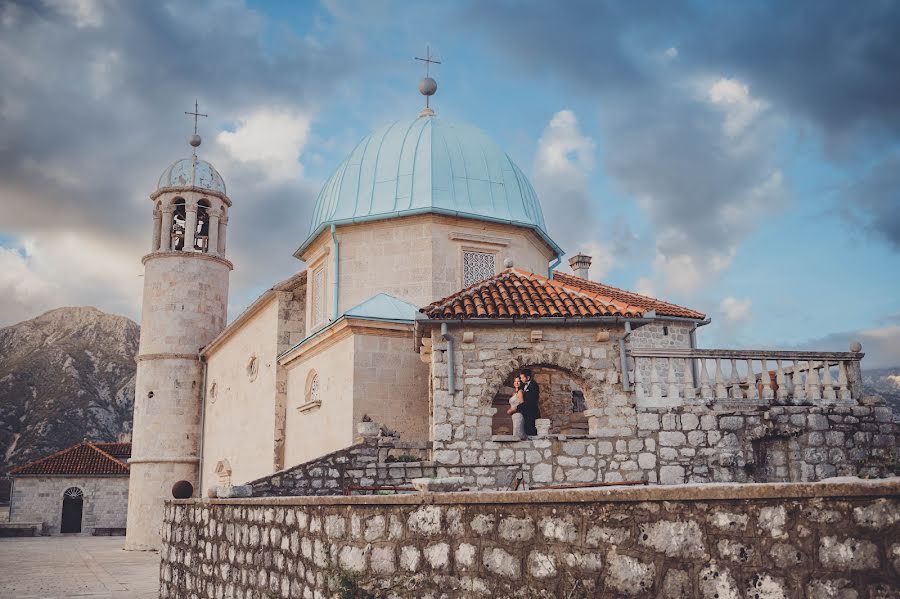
[463,251,496,287]
[312,266,326,326]
[663,326,669,336]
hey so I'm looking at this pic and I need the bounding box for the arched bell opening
[195,199,211,252]
[60,487,84,534]
[171,198,186,251]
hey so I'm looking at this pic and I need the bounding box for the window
[308,374,320,403]
[312,265,326,326]
[463,251,496,287]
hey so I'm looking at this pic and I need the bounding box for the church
[124,75,890,551]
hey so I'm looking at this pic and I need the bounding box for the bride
[506,377,526,439]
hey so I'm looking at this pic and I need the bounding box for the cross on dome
[184,98,208,151]
[415,45,440,116]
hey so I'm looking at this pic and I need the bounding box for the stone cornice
[136,353,200,362]
[279,318,413,367]
[142,251,233,270]
[150,186,232,207]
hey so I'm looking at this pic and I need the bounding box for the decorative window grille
[64,487,84,499]
[312,266,326,326]
[308,374,320,403]
[463,251,496,287]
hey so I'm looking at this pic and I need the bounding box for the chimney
[568,253,592,279]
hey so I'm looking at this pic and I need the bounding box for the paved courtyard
[0,536,159,598]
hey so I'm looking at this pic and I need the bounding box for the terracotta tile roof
[421,269,646,320]
[9,441,131,477]
[553,271,706,319]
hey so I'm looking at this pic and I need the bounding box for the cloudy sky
[1,0,898,367]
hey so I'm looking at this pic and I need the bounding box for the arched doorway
[491,367,590,435]
[60,487,84,534]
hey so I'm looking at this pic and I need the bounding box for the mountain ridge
[0,306,139,474]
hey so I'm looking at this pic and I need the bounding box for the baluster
[667,359,680,400]
[649,358,661,399]
[714,358,727,399]
[822,360,836,401]
[699,359,713,400]
[729,358,743,399]
[837,361,851,401]
[745,358,759,400]
[682,358,696,401]
[793,360,806,400]
[633,358,645,400]
[806,360,822,400]
[775,359,788,403]
[759,358,774,400]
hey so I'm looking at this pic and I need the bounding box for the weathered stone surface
[160,483,899,599]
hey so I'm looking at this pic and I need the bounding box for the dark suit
[516,380,541,436]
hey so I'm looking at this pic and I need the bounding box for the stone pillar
[184,205,198,252]
[217,215,228,255]
[207,210,220,256]
[159,208,174,251]
[151,211,162,251]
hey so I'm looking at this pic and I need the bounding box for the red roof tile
[553,271,706,319]
[421,269,646,320]
[9,441,131,476]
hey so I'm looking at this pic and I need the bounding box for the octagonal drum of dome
[301,116,559,255]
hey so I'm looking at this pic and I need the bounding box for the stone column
[151,211,162,252]
[207,210,220,255]
[184,204,198,252]
[159,208,174,251]
[217,215,228,255]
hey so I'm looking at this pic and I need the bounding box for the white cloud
[634,276,655,297]
[534,109,595,186]
[720,296,752,324]
[217,108,312,182]
[0,234,142,326]
[708,77,769,138]
[663,47,678,60]
[46,0,106,28]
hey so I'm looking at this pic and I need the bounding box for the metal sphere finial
[419,77,437,96]
[189,134,202,148]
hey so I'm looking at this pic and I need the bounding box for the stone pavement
[0,536,159,598]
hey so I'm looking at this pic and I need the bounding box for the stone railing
[629,348,865,406]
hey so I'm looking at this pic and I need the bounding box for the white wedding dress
[509,394,526,439]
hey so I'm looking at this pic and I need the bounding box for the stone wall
[250,437,435,497]
[10,476,129,535]
[160,479,900,598]
[428,324,897,488]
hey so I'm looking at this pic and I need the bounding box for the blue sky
[0,0,898,367]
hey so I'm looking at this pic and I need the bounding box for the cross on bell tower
[184,99,208,151]
[415,46,441,116]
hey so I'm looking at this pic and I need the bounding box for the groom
[516,369,541,436]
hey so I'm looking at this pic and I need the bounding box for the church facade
[126,87,893,550]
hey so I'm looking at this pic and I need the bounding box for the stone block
[659,465,685,484]
[819,536,879,570]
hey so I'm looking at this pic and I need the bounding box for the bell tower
[124,104,232,550]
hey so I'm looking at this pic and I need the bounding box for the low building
[9,441,131,535]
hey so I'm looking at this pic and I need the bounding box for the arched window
[308,372,320,403]
[171,198,186,251]
[195,199,211,252]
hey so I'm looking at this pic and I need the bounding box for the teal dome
[300,116,560,256]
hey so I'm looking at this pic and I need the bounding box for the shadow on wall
[491,366,588,435]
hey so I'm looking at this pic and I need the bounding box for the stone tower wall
[126,242,231,550]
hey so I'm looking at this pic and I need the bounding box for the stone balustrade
[630,348,864,407]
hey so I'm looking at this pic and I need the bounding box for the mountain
[0,307,139,475]
[862,367,900,414]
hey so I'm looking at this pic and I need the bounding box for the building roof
[157,154,226,194]
[298,116,561,257]
[345,293,420,322]
[421,269,647,320]
[9,441,131,477]
[552,271,706,319]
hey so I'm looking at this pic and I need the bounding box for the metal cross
[415,45,441,78]
[184,98,208,135]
